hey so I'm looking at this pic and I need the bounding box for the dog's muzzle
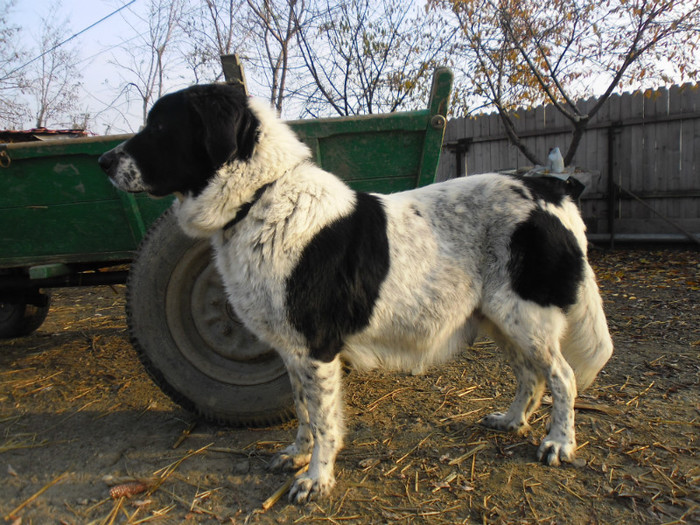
[97,149,118,179]
[98,144,149,193]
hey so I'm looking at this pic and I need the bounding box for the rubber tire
[126,208,294,427]
[0,292,51,339]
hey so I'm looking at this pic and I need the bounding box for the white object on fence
[547,147,565,174]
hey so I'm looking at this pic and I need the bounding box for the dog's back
[340,173,611,386]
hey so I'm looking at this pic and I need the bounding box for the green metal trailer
[0,67,453,425]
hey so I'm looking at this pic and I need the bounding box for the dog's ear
[188,85,259,168]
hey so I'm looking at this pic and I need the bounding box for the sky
[8,0,437,133]
[8,0,699,133]
[9,0,190,134]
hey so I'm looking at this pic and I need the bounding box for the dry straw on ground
[0,248,698,524]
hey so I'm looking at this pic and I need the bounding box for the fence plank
[440,83,699,239]
[670,84,684,196]
[626,90,645,219]
[683,85,700,224]
[489,112,502,171]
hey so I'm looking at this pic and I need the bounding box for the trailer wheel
[127,208,294,427]
[0,292,51,339]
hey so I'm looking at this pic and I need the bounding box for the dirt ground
[1,247,698,524]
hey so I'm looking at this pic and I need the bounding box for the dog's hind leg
[534,346,578,466]
[269,366,313,472]
[286,356,345,503]
[483,304,578,466]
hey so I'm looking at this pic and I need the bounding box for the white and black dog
[99,83,613,503]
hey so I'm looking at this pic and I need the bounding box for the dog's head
[98,84,259,197]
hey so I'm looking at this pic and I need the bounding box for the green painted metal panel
[288,111,429,137]
[1,153,121,207]
[0,141,173,268]
[315,131,423,186]
[1,201,146,258]
[0,134,174,268]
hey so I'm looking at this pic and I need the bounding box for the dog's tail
[561,263,613,391]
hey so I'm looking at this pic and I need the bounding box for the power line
[0,0,137,82]
[77,31,146,67]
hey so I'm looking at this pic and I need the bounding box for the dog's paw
[479,412,530,435]
[537,435,576,467]
[269,449,312,472]
[288,474,334,504]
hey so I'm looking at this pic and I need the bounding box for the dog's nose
[98,151,115,175]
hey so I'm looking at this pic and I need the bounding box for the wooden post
[606,123,621,249]
[220,54,248,95]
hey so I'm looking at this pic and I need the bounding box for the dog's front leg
[287,356,345,503]
[270,366,313,471]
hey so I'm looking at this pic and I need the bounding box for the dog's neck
[221,180,275,232]
[174,98,313,238]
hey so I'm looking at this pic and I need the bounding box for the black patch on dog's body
[510,175,568,206]
[286,192,390,362]
[508,209,584,309]
[510,185,530,201]
[509,174,586,204]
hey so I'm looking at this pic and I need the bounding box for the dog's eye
[145,120,164,134]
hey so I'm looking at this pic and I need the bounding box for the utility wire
[1,0,136,82]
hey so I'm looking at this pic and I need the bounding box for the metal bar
[289,111,430,137]
[615,184,700,246]
[580,190,700,200]
[0,134,132,162]
[0,270,129,291]
[443,138,472,178]
[446,110,700,146]
[588,233,700,244]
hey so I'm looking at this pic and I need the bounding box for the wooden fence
[437,83,700,244]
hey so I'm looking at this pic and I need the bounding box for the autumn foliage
[429,0,700,165]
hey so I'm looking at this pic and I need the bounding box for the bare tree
[179,0,249,83]
[0,0,29,129]
[246,0,309,112]
[112,0,185,127]
[25,7,83,128]
[431,0,700,165]
[294,0,455,117]
[178,0,313,113]
[175,0,452,117]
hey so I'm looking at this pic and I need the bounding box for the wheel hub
[190,264,273,362]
